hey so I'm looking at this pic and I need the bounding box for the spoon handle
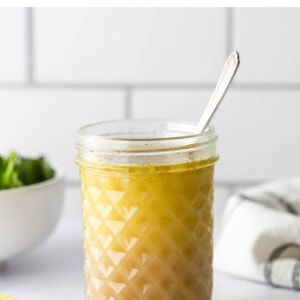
[195,51,240,134]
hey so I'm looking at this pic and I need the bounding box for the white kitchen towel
[214,178,300,290]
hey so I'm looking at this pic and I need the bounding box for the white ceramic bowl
[0,168,64,262]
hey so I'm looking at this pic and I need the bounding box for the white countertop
[0,185,299,300]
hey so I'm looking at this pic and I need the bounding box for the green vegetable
[0,152,55,190]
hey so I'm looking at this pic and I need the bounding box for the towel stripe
[239,192,298,215]
[266,192,298,215]
[264,243,300,289]
[239,194,259,202]
[292,260,300,290]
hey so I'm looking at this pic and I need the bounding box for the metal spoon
[195,51,240,134]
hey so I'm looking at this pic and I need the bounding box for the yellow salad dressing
[78,157,216,300]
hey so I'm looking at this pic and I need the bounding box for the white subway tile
[132,89,300,181]
[34,8,226,84]
[0,8,27,83]
[132,89,211,120]
[0,89,125,180]
[234,8,300,83]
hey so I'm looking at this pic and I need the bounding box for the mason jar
[76,119,218,300]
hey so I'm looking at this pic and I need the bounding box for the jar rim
[76,119,217,153]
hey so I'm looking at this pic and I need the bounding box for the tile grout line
[0,82,300,90]
[226,7,234,56]
[26,7,34,85]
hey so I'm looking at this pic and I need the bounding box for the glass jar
[76,119,218,300]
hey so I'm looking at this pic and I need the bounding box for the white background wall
[1,7,300,184]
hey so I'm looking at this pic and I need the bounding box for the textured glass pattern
[80,162,214,300]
